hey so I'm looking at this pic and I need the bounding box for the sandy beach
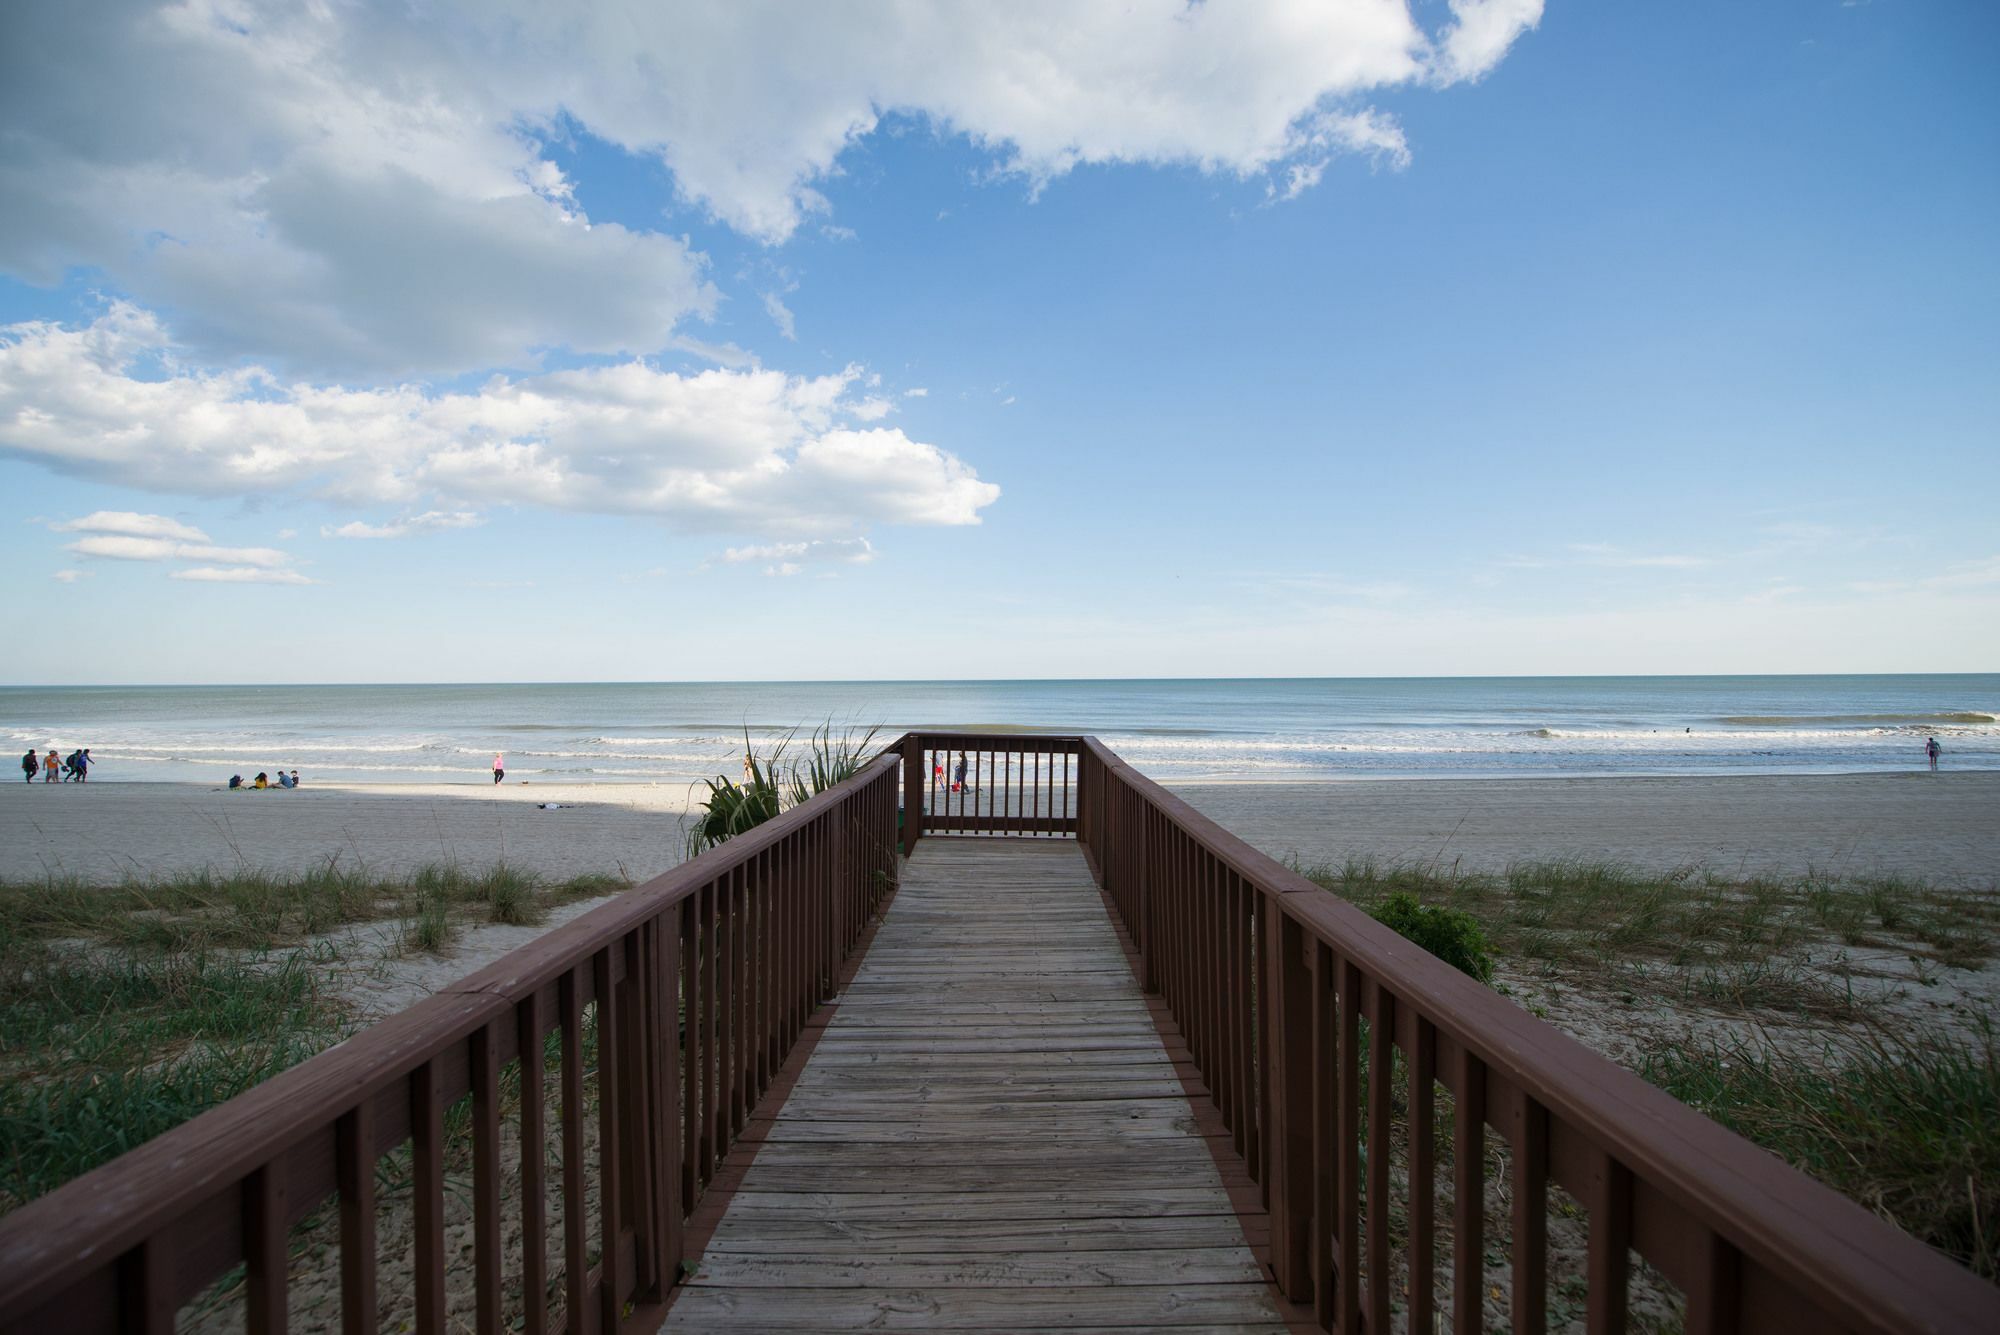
[4,770,1994,888]
[1176,771,2000,886]
[0,780,701,886]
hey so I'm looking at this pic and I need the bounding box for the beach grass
[0,940,347,1212]
[1643,1021,2000,1279]
[0,861,624,955]
[0,861,628,1215]
[1296,855,2000,1020]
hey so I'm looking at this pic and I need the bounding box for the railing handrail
[0,749,902,1322]
[1075,734,1998,1332]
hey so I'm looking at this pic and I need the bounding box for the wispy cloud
[171,567,315,585]
[718,536,875,576]
[65,534,293,568]
[323,511,484,540]
[52,508,309,583]
[54,511,208,542]
[762,291,797,340]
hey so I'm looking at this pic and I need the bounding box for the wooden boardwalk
[660,838,1285,1332]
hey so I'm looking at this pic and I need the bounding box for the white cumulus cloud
[1,306,999,537]
[0,2,1540,383]
[1430,0,1545,86]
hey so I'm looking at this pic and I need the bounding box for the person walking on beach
[1926,737,1942,771]
[20,748,37,783]
[953,751,969,792]
[492,753,505,785]
[43,749,59,783]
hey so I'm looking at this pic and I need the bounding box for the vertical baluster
[1584,1150,1631,1335]
[1513,1088,1548,1335]
[1267,909,1314,1303]
[1208,859,1224,1135]
[336,1101,377,1335]
[753,854,770,1094]
[680,898,700,1214]
[721,868,739,1144]
[1311,940,1335,1329]
[1367,985,1394,1334]
[1226,872,1245,1154]
[117,1235,175,1335]
[658,911,685,1291]
[1409,1020,1438,1335]
[470,1021,502,1335]
[620,928,657,1300]
[595,947,623,1331]
[705,881,722,1178]
[1685,1230,1740,1335]
[518,993,548,1335]
[1335,959,1361,1334]
[1232,879,1248,1175]
[559,970,587,1332]
[1453,1047,1486,1335]
[413,1056,446,1335]
[245,1160,288,1335]
[1208,855,1223,1115]
[1248,887,1264,1191]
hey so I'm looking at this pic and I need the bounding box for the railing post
[1264,903,1316,1304]
[901,733,925,852]
[1138,795,1159,994]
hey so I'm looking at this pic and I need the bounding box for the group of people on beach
[935,751,973,792]
[19,747,92,782]
[229,770,301,790]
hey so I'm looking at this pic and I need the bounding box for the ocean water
[1,676,1994,787]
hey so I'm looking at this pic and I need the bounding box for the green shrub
[1370,891,1494,982]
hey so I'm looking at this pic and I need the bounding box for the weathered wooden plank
[686,1247,1263,1287]
[660,838,1271,1331]
[712,1188,1245,1222]
[665,1284,1285,1328]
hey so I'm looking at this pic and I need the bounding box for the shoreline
[4,771,1994,888]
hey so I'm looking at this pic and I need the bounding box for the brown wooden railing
[900,731,1081,840]
[0,751,900,1335]
[1074,736,1998,1333]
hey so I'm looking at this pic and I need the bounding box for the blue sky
[1,1,1995,683]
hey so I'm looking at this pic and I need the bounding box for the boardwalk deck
[659,838,1285,1332]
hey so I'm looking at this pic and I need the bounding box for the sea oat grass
[0,941,348,1212]
[1643,1021,2000,1278]
[1296,855,2000,1010]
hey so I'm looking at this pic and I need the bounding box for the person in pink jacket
[493,753,505,784]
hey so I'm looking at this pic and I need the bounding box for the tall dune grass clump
[1643,1020,2000,1279]
[685,724,881,859]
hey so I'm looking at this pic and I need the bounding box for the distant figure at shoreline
[953,751,969,792]
[493,752,505,785]
[64,749,92,782]
[20,748,37,783]
[1926,737,1942,771]
[276,769,294,789]
[43,749,59,782]
[253,771,269,789]
[289,769,301,787]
